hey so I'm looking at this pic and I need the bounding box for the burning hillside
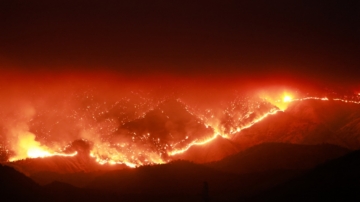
[0,74,359,170]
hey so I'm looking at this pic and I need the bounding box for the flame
[168,108,281,156]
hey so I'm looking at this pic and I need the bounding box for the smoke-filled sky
[0,0,359,87]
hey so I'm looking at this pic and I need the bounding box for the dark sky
[0,0,359,86]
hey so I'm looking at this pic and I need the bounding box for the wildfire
[4,87,360,168]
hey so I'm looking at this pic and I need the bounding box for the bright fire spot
[258,90,296,111]
[283,95,292,102]
[9,132,77,161]
[27,148,77,159]
[27,147,52,158]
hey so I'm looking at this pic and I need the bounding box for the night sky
[0,0,359,87]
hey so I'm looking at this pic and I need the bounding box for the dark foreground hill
[207,142,351,174]
[0,164,120,202]
[84,159,304,201]
[0,164,41,201]
[248,149,360,202]
[85,143,352,198]
[1,145,358,201]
